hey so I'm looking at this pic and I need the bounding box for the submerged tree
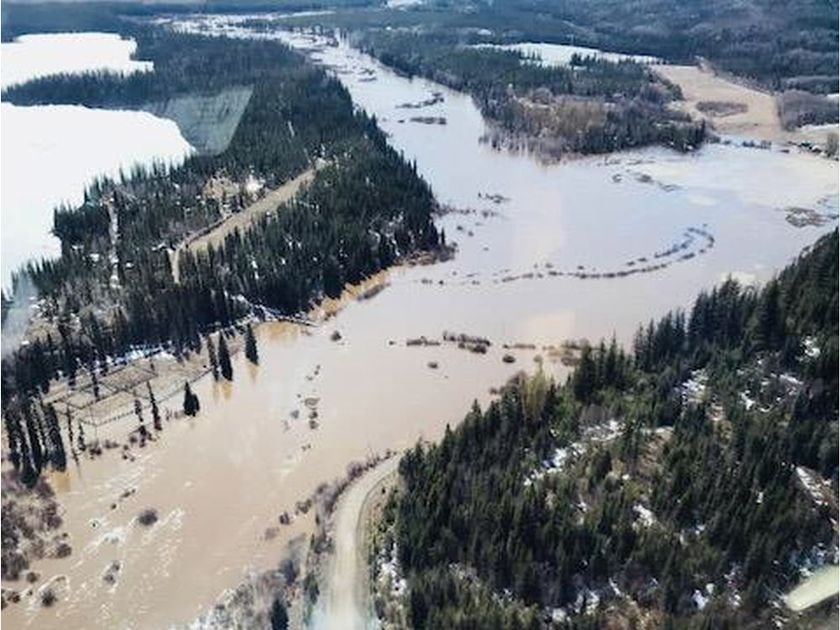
[270,598,289,630]
[206,334,219,381]
[42,402,67,471]
[245,324,259,365]
[218,335,233,381]
[76,419,86,453]
[22,404,44,475]
[183,382,200,417]
[134,393,148,441]
[4,409,23,472]
[147,382,162,431]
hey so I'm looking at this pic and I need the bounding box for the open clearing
[656,64,838,147]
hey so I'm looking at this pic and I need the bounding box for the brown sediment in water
[3,23,838,630]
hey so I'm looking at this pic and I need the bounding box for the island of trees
[347,28,705,158]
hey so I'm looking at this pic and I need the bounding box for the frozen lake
[0,32,192,290]
[474,41,660,66]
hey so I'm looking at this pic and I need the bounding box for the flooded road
[3,20,838,630]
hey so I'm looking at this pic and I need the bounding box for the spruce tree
[573,344,597,402]
[65,408,78,461]
[148,382,162,431]
[77,420,87,452]
[218,335,233,381]
[42,403,67,471]
[183,382,200,417]
[134,393,148,440]
[91,367,101,400]
[207,335,219,381]
[270,599,289,630]
[245,324,259,365]
[4,409,23,471]
[23,404,44,475]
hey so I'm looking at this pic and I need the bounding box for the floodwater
[2,20,838,630]
[0,33,192,289]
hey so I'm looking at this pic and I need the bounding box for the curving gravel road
[315,456,401,630]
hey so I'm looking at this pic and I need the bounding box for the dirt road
[316,456,401,630]
[170,166,318,282]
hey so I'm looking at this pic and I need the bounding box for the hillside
[372,231,839,628]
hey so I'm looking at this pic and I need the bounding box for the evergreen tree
[270,599,289,630]
[77,419,86,452]
[42,402,67,471]
[573,344,597,402]
[91,367,101,400]
[134,393,148,440]
[183,382,200,417]
[65,407,78,461]
[754,280,783,350]
[245,324,259,365]
[22,404,44,475]
[218,335,233,381]
[4,409,23,471]
[147,382,162,431]
[206,334,219,381]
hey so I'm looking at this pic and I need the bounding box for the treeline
[281,0,838,95]
[351,28,705,156]
[4,401,68,488]
[2,28,439,411]
[0,0,377,43]
[505,0,840,94]
[2,27,304,107]
[392,231,838,627]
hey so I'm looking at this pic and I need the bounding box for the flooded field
[0,33,192,288]
[2,20,838,630]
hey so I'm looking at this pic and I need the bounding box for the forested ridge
[1,26,441,465]
[379,231,838,628]
[282,0,838,96]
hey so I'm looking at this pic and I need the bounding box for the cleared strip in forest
[170,164,321,283]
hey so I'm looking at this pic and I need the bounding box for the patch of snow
[524,418,623,486]
[550,607,568,623]
[740,391,756,410]
[680,369,708,404]
[633,504,656,528]
[779,373,803,389]
[796,466,829,506]
[803,336,821,359]
[244,174,264,195]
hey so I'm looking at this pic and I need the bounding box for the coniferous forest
[385,231,838,628]
[348,28,706,157]
[1,24,441,479]
[0,2,836,626]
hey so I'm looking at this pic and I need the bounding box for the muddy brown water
[2,21,838,630]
